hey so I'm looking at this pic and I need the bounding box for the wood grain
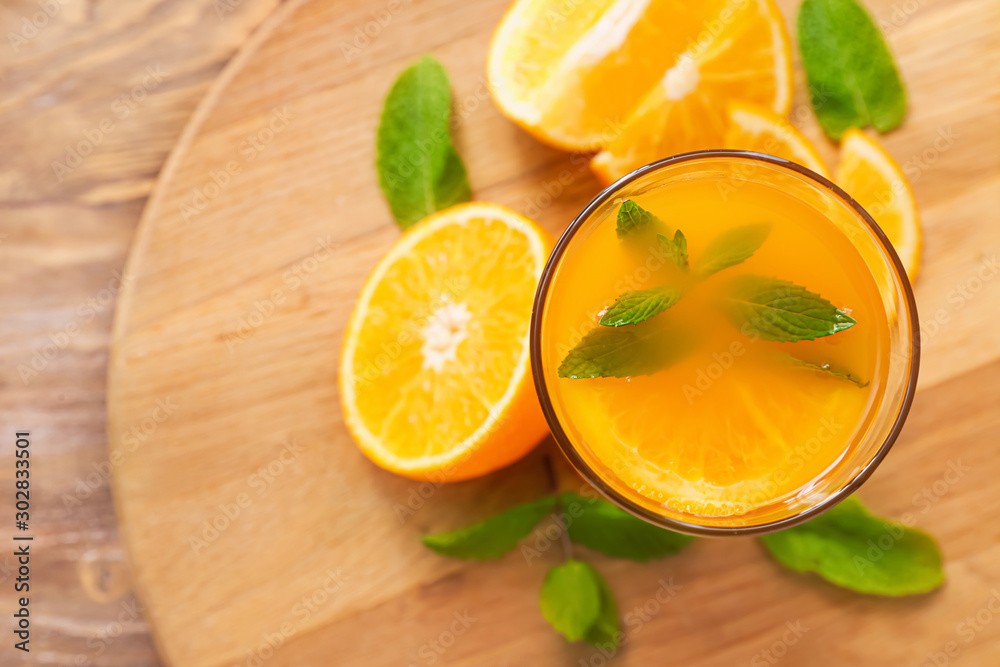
[0,0,280,664]
[9,0,999,665]
[112,0,1000,663]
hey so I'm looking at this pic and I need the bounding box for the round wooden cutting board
[107,0,1000,665]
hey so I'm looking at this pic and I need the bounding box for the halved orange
[724,101,830,178]
[835,129,922,280]
[339,203,554,481]
[487,0,793,183]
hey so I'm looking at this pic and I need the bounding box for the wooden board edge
[106,1,313,665]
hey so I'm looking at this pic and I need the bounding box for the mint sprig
[658,230,689,270]
[695,223,771,278]
[598,286,683,327]
[421,496,555,559]
[421,490,943,648]
[725,274,856,341]
[784,353,869,388]
[760,496,944,595]
[582,567,620,649]
[798,0,907,140]
[615,199,662,237]
[376,56,471,229]
[539,560,605,642]
[558,324,692,379]
[562,492,695,561]
[421,487,692,647]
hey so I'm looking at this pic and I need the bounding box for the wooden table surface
[3,0,1000,665]
[0,1,280,663]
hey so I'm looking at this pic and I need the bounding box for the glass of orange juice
[530,151,919,536]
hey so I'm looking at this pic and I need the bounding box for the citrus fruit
[835,129,922,280]
[339,202,554,481]
[488,0,792,173]
[574,351,861,516]
[724,101,830,178]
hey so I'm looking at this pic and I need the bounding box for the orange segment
[339,203,554,481]
[835,129,922,280]
[589,0,793,183]
[724,101,830,178]
[575,354,859,514]
[488,0,792,158]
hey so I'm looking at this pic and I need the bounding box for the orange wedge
[724,101,830,178]
[835,129,922,280]
[488,0,792,172]
[339,203,554,481]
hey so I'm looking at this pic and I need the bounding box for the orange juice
[533,154,916,532]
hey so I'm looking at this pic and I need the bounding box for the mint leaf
[582,566,620,649]
[616,199,662,238]
[695,223,771,278]
[726,274,856,341]
[598,286,682,327]
[784,353,869,388]
[798,0,907,140]
[658,230,689,270]
[562,492,694,561]
[558,324,692,379]
[376,55,471,229]
[760,496,944,596]
[421,496,555,559]
[539,560,602,642]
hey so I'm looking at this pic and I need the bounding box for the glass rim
[529,149,921,537]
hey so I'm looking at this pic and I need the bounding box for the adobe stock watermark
[63,397,179,512]
[355,274,470,391]
[189,439,307,555]
[680,338,748,404]
[519,491,595,565]
[213,0,250,20]
[750,620,810,666]
[602,414,843,518]
[888,254,1000,370]
[580,577,683,666]
[180,107,295,222]
[852,458,968,576]
[925,589,1000,667]
[714,84,835,203]
[391,395,519,525]
[18,270,134,385]
[558,236,678,362]
[51,65,168,182]
[339,0,414,62]
[232,568,350,667]
[407,610,477,666]
[912,459,968,514]
[7,0,70,54]
[878,0,927,35]
[519,153,590,218]
[72,599,146,666]
[900,126,959,184]
[223,235,339,351]
[856,125,961,223]
[680,317,777,405]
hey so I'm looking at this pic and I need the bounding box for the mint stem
[543,453,574,560]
